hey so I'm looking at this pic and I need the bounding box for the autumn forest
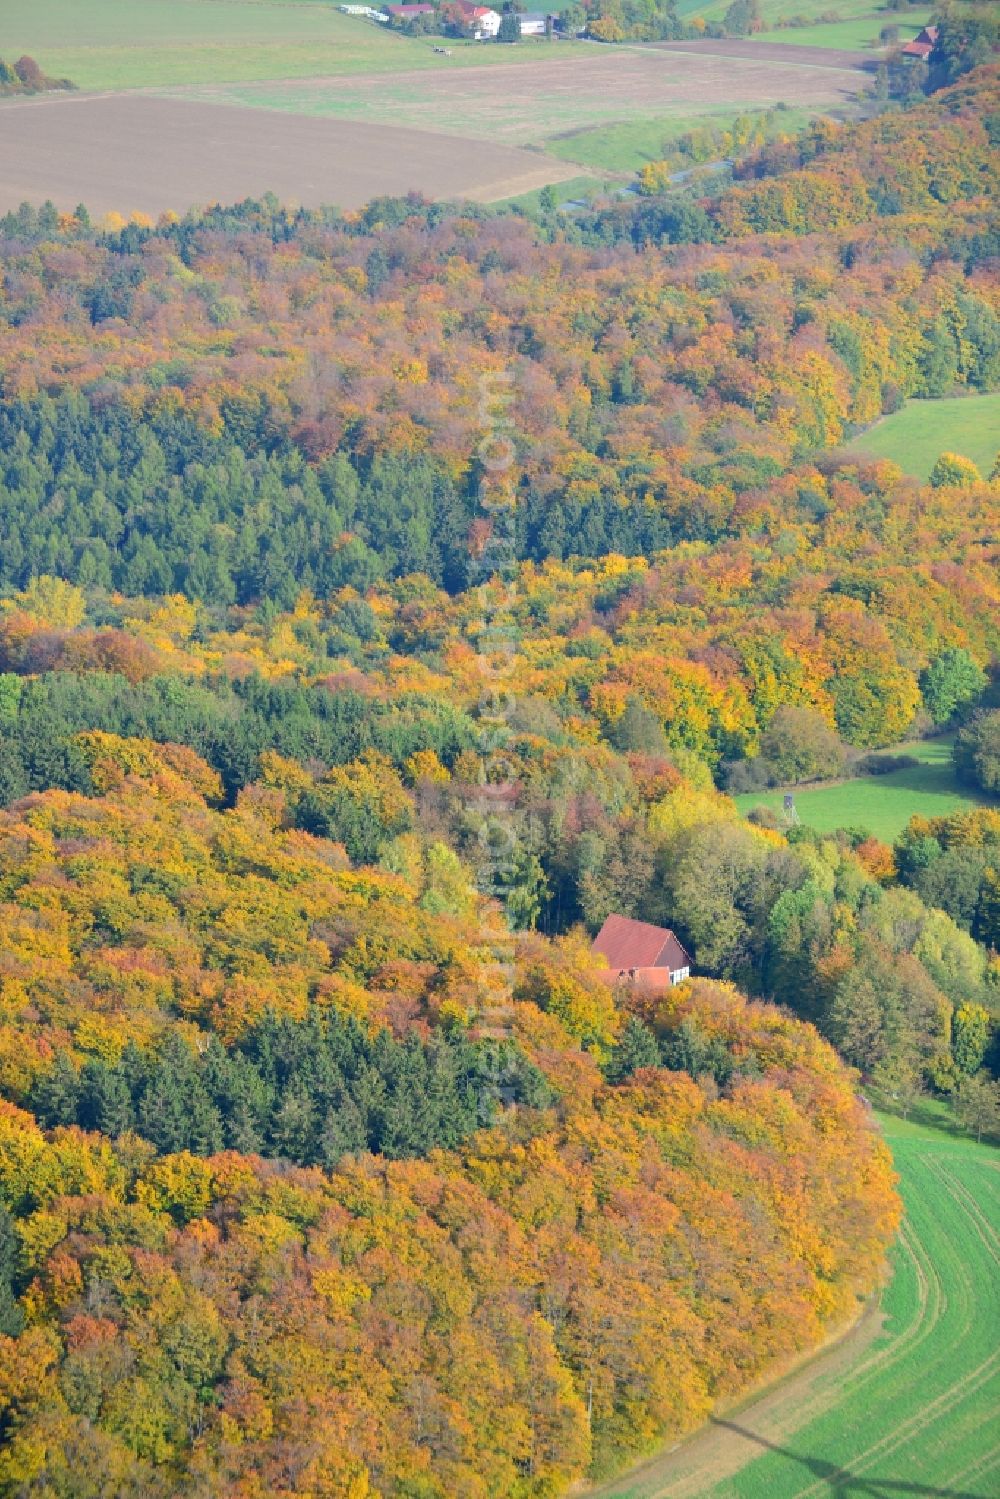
[0,56,997,1499]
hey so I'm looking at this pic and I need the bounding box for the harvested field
[160,46,868,145]
[0,93,582,216]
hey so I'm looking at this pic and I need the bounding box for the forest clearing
[589,1112,1000,1499]
[734,737,992,843]
[843,393,1000,480]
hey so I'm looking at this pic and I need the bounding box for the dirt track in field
[640,38,876,71]
[0,91,582,216]
[580,1298,888,1499]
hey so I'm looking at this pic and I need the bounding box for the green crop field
[709,1114,1000,1499]
[6,0,867,167]
[845,393,1000,481]
[2,0,590,90]
[592,1111,1000,1499]
[734,736,994,843]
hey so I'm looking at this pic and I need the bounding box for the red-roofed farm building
[591,914,692,991]
[901,25,938,59]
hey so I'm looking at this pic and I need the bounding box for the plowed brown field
[0,92,582,216]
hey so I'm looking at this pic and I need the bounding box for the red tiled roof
[901,24,937,57]
[592,914,691,973]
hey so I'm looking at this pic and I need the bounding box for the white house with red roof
[446,0,501,36]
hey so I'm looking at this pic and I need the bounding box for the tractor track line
[789,1154,998,1499]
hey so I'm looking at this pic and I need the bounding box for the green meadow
[2,0,590,90]
[845,393,1000,481]
[499,175,611,210]
[734,737,993,843]
[543,106,816,174]
[676,0,923,30]
[682,0,990,54]
[672,0,935,53]
[758,14,931,49]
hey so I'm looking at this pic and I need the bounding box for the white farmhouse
[449,0,502,37]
